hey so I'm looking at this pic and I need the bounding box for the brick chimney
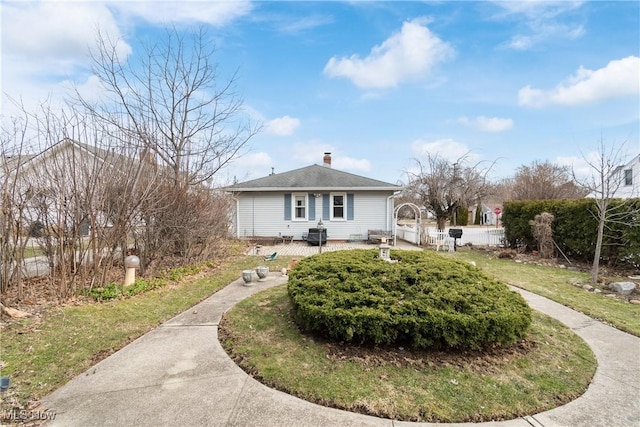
[323,152,332,168]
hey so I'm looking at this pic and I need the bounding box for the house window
[624,169,632,186]
[331,193,346,220]
[293,193,307,220]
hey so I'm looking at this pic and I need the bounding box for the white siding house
[225,153,402,241]
[613,154,639,198]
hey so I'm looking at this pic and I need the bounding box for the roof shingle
[225,164,402,192]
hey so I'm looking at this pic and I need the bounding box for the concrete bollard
[124,255,140,286]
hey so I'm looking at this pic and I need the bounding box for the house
[1,138,158,237]
[468,203,501,226]
[224,153,402,242]
[585,153,640,199]
[611,154,639,199]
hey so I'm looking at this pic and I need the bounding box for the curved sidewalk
[41,274,640,427]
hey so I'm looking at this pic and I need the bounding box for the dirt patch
[219,300,537,380]
[322,338,536,374]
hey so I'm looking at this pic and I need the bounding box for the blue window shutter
[347,193,354,220]
[323,194,330,220]
[308,193,315,221]
[284,194,291,220]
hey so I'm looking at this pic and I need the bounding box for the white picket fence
[395,225,505,249]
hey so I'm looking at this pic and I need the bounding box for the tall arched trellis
[393,202,422,246]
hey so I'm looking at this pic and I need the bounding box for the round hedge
[287,249,532,350]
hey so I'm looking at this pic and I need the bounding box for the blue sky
[2,1,639,185]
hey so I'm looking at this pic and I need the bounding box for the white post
[124,255,140,286]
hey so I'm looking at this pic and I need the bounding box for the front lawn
[220,284,596,423]
[0,254,297,415]
[450,248,640,336]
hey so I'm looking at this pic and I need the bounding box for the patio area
[245,239,423,257]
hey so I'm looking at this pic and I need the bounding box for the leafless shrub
[530,212,555,259]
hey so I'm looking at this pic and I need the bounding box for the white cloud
[242,151,273,168]
[555,153,600,182]
[1,2,130,118]
[323,18,454,88]
[506,22,584,51]
[271,14,334,34]
[410,139,481,164]
[493,1,584,18]
[292,142,334,164]
[492,1,585,50]
[223,151,274,183]
[290,143,371,172]
[112,0,253,26]
[457,116,514,132]
[2,2,129,62]
[556,149,640,184]
[0,1,251,120]
[519,56,640,107]
[333,156,371,172]
[266,116,301,136]
[58,75,106,104]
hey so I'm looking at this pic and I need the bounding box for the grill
[306,228,327,246]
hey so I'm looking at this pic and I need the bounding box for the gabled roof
[3,138,164,179]
[3,138,127,173]
[225,164,402,192]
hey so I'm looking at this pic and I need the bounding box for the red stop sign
[494,207,502,215]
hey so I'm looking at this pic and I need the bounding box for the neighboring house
[224,153,402,241]
[2,138,137,182]
[585,153,640,199]
[2,138,157,236]
[611,154,639,199]
[468,203,501,226]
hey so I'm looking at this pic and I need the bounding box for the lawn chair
[263,252,278,261]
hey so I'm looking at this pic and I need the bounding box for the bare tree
[0,114,36,296]
[574,138,637,283]
[2,26,258,301]
[67,25,258,275]
[405,154,493,229]
[512,160,587,200]
[76,26,259,188]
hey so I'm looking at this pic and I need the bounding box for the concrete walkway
[40,273,640,427]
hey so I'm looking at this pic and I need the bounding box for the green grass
[449,248,640,336]
[220,284,596,423]
[0,254,297,410]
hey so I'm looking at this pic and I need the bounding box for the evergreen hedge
[287,250,532,350]
[502,199,640,267]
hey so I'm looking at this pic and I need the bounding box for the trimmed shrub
[503,199,640,267]
[287,250,532,350]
